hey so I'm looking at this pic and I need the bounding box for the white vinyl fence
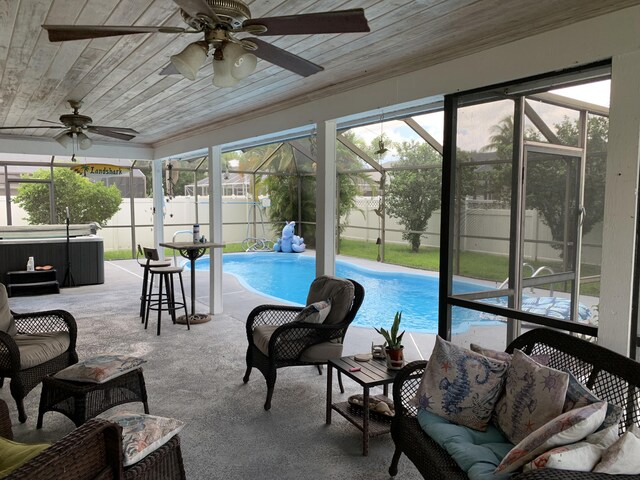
[1,196,602,265]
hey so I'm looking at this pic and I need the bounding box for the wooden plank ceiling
[0,0,638,149]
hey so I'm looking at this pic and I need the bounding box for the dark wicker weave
[243,278,364,410]
[0,308,78,423]
[0,396,13,440]
[37,367,149,428]
[389,328,640,479]
[1,398,186,480]
[123,436,186,480]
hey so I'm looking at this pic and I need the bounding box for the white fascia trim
[0,135,153,160]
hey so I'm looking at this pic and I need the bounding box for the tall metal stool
[143,247,189,335]
[137,245,171,320]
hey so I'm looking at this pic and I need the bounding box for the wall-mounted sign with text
[72,164,131,177]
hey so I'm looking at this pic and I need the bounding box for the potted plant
[375,311,405,370]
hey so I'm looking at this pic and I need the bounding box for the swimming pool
[191,252,502,333]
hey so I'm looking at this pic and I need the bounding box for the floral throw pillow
[54,355,146,384]
[494,349,569,444]
[495,401,607,473]
[563,370,622,431]
[294,300,331,324]
[524,423,618,471]
[415,336,508,431]
[593,425,640,474]
[106,412,184,467]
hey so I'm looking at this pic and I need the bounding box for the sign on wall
[72,164,130,177]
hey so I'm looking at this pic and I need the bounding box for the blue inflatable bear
[274,221,305,253]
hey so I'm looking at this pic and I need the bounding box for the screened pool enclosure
[0,63,613,347]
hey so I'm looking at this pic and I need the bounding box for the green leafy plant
[14,167,121,225]
[375,311,405,350]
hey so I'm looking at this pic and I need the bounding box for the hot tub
[0,224,104,286]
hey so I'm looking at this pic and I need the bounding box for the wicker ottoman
[37,367,149,428]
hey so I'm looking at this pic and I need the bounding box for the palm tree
[483,115,515,160]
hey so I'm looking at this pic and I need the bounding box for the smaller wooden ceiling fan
[41,0,370,87]
[0,100,139,148]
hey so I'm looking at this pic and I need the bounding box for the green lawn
[338,238,601,296]
[339,238,511,280]
[339,239,440,270]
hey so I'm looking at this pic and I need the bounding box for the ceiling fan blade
[160,63,180,76]
[37,118,64,125]
[87,126,136,141]
[247,38,323,77]
[243,9,369,36]
[42,25,186,42]
[90,125,139,134]
[173,0,222,24]
[0,125,64,129]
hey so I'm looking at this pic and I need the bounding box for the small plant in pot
[375,311,405,370]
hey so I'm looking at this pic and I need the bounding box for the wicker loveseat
[389,328,640,480]
[0,398,186,479]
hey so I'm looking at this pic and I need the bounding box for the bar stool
[143,247,189,335]
[137,245,171,320]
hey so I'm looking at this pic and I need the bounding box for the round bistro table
[159,241,224,324]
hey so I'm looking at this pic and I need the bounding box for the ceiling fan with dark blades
[42,0,370,87]
[0,100,139,149]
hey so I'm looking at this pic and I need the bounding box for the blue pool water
[191,252,502,333]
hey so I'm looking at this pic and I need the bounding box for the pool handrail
[498,262,558,295]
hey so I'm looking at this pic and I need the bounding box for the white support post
[151,160,165,258]
[209,145,223,314]
[316,119,337,277]
[598,51,640,355]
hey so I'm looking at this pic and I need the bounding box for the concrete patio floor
[1,254,439,479]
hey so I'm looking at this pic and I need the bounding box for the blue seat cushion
[418,408,514,480]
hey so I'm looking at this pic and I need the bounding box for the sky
[347,79,611,160]
[555,80,611,107]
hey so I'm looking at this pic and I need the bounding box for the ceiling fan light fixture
[55,131,73,148]
[212,55,239,88]
[41,7,370,90]
[224,42,257,80]
[77,132,92,150]
[170,41,208,81]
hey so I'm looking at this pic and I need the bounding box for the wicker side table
[37,367,149,428]
[326,356,398,456]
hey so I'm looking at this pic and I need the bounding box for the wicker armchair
[243,275,364,410]
[0,398,186,479]
[389,328,640,480]
[0,283,78,423]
